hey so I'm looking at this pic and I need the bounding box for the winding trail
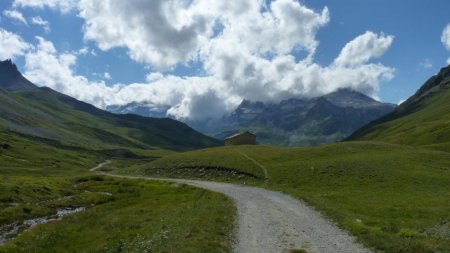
[89,160,111,172]
[236,150,269,179]
[92,163,371,253]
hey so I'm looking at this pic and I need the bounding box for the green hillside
[348,65,450,151]
[0,60,234,251]
[0,59,220,153]
[0,88,220,152]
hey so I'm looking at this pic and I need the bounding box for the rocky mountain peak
[323,88,393,109]
[0,59,36,91]
[404,64,450,106]
[0,59,18,70]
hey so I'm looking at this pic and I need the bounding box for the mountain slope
[348,64,450,150]
[0,59,220,152]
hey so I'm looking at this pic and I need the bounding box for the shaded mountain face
[0,60,220,152]
[348,64,450,151]
[214,89,396,146]
[0,59,36,91]
[108,88,396,146]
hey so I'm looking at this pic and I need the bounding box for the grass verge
[0,175,235,253]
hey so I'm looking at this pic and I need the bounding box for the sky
[0,0,449,120]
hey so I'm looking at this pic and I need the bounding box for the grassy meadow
[122,142,450,253]
[0,131,235,252]
[0,175,234,253]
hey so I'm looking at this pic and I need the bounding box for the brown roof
[225,131,256,140]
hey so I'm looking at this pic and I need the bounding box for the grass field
[0,174,234,253]
[0,130,235,252]
[123,142,450,253]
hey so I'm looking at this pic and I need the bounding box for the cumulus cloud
[334,31,394,67]
[23,37,116,108]
[31,16,51,33]
[79,0,329,70]
[15,0,395,120]
[2,9,28,25]
[13,0,77,13]
[0,28,31,59]
[442,23,450,50]
[443,24,450,66]
[79,0,216,70]
[21,37,226,119]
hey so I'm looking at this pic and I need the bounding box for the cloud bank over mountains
[5,0,397,120]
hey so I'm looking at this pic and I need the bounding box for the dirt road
[170,179,371,253]
[91,164,370,253]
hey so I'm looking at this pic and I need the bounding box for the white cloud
[13,0,77,13]
[2,9,28,25]
[79,0,329,70]
[103,72,111,80]
[23,37,117,108]
[79,0,215,70]
[78,47,89,55]
[17,0,395,120]
[442,23,450,50]
[0,28,31,59]
[31,16,51,33]
[441,24,450,66]
[420,58,433,69]
[334,31,394,67]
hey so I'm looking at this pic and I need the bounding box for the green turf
[0,129,235,252]
[125,142,450,253]
[0,175,234,253]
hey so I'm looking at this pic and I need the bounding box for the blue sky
[0,0,449,119]
[306,0,450,103]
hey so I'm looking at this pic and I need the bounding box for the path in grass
[93,165,370,253]
[236,150,268,179]
[89,160,111,172]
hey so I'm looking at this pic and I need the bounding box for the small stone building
[224,131,256,146]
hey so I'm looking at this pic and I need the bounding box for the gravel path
[92,164,371,253]
[172,179,371,253]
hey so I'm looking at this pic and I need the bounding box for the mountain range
[0,59,220,155]
[108,89,396,146]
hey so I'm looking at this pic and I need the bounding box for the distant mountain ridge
[209,89,396,146]
[108,88,396,146]
[0,59,220,152]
